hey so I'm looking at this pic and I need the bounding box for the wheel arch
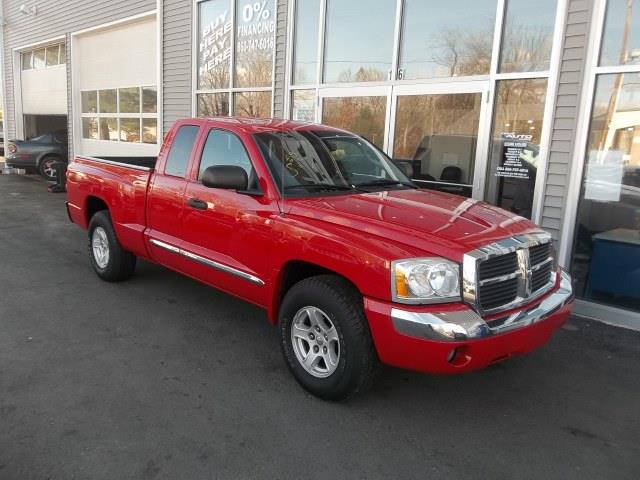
[268,260,361,325]
[85,195,109,226]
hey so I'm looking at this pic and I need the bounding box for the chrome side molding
[149,239,265,286]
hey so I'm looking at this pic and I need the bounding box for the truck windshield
[254,130,415,196]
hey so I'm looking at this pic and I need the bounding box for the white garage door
[20,43,67,115]
[74,15,159,157]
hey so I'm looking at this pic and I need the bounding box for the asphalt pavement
[0,174,639,480]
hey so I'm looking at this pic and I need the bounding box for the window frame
[192,0,278,118]
[79,85,159,144]
[21,42,65,71]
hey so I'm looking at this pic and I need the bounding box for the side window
[165,125,199,178]
[198,129,254,181]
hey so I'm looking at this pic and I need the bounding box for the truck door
[146,123,201,271]
[180,126,277,307]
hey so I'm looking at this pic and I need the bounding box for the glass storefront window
[235,0,276,87]
[322,96,387,148]
[499,0,557,73]
[485,78,548,219]
[599,0,640,67]
[292,0,320,85]
[393,92,482,196]
[399,0,495,80]
[291,90,316,122]
[571,73,640,312]
[234,91,272,117]
[323,0,396,83]
[198,0,232,90]
[198,93,230,116]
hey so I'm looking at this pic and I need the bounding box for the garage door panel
[21,65,67,115]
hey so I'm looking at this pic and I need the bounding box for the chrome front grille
[462,233,556,315]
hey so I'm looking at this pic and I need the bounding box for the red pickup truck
[66,117,574,400]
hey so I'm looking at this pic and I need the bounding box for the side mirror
[202,165,248,191]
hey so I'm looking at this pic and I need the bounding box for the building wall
[162,0,193,135]
[541,0,595,243]
[2,0,157,145]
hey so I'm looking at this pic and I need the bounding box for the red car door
[146,123,202,272]
[180,124,278,307]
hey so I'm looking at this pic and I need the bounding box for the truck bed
[66,155,157,259]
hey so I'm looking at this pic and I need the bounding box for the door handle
[187,198,208,210]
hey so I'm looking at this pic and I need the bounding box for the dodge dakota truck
[66,117,574,400]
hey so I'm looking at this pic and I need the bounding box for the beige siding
[162,0,192,134]
[3,0,156,147]
[541,0,594,241]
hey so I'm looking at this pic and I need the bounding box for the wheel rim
[291,306,340,378]
[91,227,110,269]
[42,160,57,179]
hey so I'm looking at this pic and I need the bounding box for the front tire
[279,275,379,401]
[88,211,137,282]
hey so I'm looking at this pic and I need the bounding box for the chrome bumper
[391,271,573,342]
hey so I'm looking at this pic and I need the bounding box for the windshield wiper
[355,179,417,190]
[284,183,360,192]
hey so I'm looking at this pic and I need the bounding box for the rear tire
[88,211,136,282]
[279,275,379,401]
[38,156,63,181]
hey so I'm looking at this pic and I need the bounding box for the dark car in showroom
[5,130,68,180]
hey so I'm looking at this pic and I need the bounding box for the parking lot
[1,174,639,480]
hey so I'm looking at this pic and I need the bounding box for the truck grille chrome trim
[391,271,573,342]
[463,232,555,315]
[149,239,265,286]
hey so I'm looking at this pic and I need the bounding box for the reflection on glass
[198,93,230,116]
[322,96,386,148]
[119,87,140,113]
[323,0,395,83]
[120,118,141,142]
[234,91,272,117]
[486,78,547,218]
[99,118,118,141]
[46,45,59,66]
[33,49,46,69]
[293,0,320,85]
[393,93,481,196]
[143,87,158,113]
[500,0,556,73]
[235,0,276,88]
[82,91,97,114]
[399,0,494,80]
[99,90,117,114]
[599,0,640,66]
[59,45,66,64]
[82,118,98,140]
[198,0,232,89]
[571,73,640,312]
[21,52,32,70]
[143,118,158,144]
[291,90,316,122]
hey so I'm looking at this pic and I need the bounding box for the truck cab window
[198,129,255,183]
[165,125,199,178]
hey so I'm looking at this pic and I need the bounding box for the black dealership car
[5,130,68,180]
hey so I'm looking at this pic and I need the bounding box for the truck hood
[287,189,543,261]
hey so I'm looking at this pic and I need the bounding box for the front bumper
[365,271,574,374]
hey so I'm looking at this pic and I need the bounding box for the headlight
[392,258,461,304]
